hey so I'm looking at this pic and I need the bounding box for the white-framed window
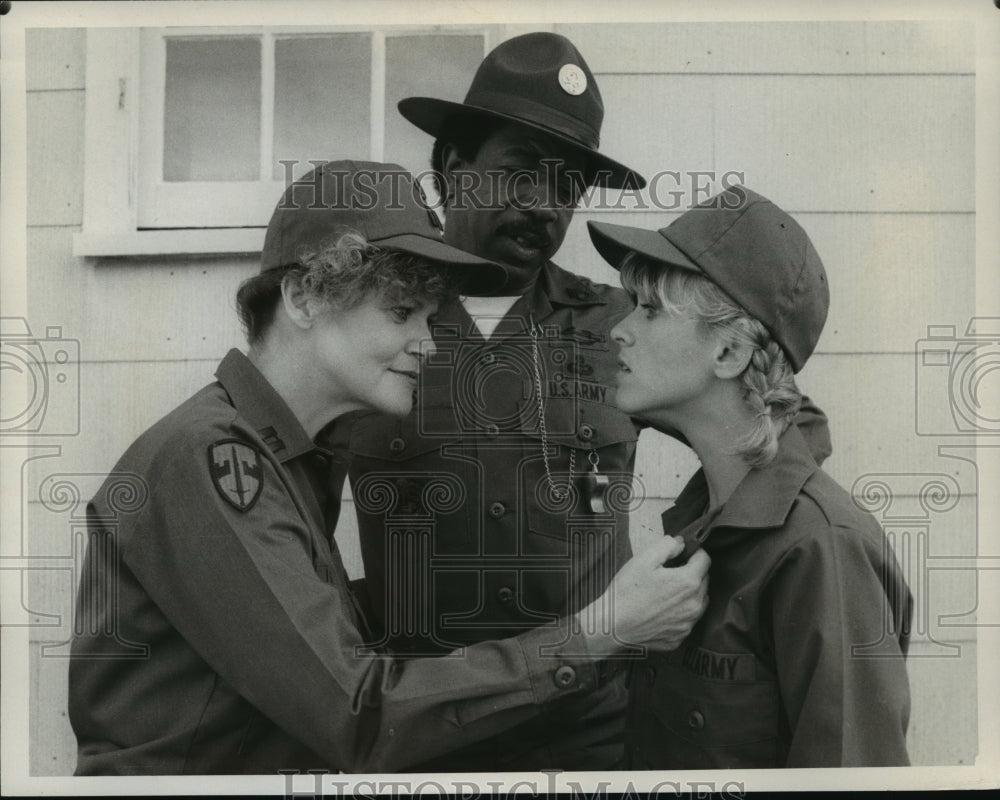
[74,24,506,256]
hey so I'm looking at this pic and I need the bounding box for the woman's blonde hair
[620,253,802,467]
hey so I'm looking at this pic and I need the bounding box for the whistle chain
[531,323,575,499]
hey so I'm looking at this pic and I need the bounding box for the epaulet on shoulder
[587,276,632,311]
[135,382,237,463]
[548,260,630,307]
[796,469,883,538]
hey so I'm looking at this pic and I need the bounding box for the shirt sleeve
[123,433,597,773]
[763,523,911,766]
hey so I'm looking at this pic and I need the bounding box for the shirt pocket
[347,399,483,649]
[347,395,477,551]
[510,396,638,617]
[632,660,780,769]
[517,395,639,548]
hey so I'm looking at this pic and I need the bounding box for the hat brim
[373,232,507,295]
[399,97,646,191]
[587,220,702,274]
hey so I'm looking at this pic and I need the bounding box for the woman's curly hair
[237,230,461,344]
[620,253,802,468]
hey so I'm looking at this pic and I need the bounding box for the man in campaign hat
[343,35,829,771]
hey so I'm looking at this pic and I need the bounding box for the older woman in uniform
[68,160,710,775]
[588,186,912,768]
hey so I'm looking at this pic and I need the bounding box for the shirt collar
[541,260,612,307]
[215,349,316,462]
[662,423,820,536]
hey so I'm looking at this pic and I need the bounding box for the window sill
[72,228,265,258]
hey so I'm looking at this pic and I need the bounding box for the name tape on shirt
[548,379,609,403]
[679,644,758,682]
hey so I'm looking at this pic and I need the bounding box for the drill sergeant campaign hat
[397,32,646,190]
[588,186,829,373]
[261,159,507,294]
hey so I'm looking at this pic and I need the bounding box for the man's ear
[440,143,465,203]
[712,337,754,380]
[280,274,320,330]
[441,142,465,176]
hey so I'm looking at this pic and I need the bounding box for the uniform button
[687,710,705,730]
[489,502,506,518]
[389,437,406,453]
[484,423,500,437]
[497,586,514,604]
[578,423,595,441]
[553,665,577,688]
[645,666,656,686]
[481,353,496,365]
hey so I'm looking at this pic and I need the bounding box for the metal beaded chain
[530,323,575,500]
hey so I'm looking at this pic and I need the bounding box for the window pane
[385,35,483,195]
[164,38,261,182]
[273,35,371,181]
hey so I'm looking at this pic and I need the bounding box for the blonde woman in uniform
[588,186,912,768]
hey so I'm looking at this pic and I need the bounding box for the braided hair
[620,253,802,467]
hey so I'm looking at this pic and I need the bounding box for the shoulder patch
[208,439,264,512]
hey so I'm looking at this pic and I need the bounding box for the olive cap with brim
[261,160,507,295]
[398,32,646,190]
[587,186,829,372]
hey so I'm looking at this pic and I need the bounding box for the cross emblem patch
[209,440,264,512]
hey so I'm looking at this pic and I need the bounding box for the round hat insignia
[558,64,587,96]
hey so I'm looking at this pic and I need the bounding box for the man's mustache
[497,222,553,250]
